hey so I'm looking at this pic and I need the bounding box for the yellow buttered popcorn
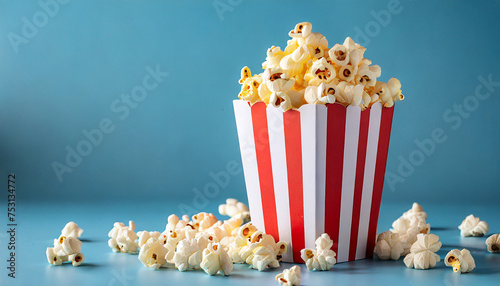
[237,22,405,110]
[238,67,262,105]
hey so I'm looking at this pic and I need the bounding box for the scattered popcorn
[108,221,139,253]
[276,265,301,286]
[403,234,441,270]
[46,222,85,267]
[61,221,84,238]
[138,237,169,269]
[486,234,500,253]
[238,22,404,110]
[218,198,251,223]
[374,231,405,260]
[445,249,475,274]
[200,242,233,276]
[300,233,337,271]
[458,215,489,237]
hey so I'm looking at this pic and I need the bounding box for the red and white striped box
[233,100,395,263]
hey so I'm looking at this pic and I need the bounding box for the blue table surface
[1,200,499,286]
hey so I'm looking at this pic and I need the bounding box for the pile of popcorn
[238,22,404,111]
[46,222,85,266]
[105,199,288,276]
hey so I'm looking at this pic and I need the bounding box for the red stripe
[366,106,395,257]
[283,110,305,263]
[324,103,347,256]
[250,102,279,241]
[349,109,371,261]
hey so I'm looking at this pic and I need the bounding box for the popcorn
[108,221,139,253]
[458,214,489,237]
[486,234,500,253]
[338,65,356,83]
[173,235,209,271]
[390,203,431,255]
[276,265,301,286]
[304,82,337,105]
[391,216,430,255]
[238,67,262,105]
[374,231,404,260]
[305,57,336,86]
[263,46,285,70]
[402,202,428,221]
[227,222,257,263]
[138,231,161,247]
[46,223,85,267]
[372,78,404,108]
[300,233,337,271]
[248,232,284,271]
[61,221,83,238]
[403,234,441,270]
[138,237,169,269]
[61,235,82,255]
[200,242,233,276]
[218,198,251,223]
[445,249,475,274]
[46,247,64,266]
[335,82,364,107]
[238,22,404,110]
[69,253,85,267]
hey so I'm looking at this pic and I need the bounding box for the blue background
[0,0,500,285]
[1,0,499,205]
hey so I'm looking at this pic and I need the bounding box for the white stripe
[233,101,264,231]
[299,104,318,252]
[337,105,361,262]
[315,105,328,238]
[266,105,293,262]
[355,102,382,259]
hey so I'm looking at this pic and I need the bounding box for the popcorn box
[233,100,395,263]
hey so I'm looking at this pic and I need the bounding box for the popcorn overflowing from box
[234,21,404,263]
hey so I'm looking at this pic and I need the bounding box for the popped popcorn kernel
[458,214,489,237]
[276,265,301,286]
[445,249,475,274]
[403,234,441,270]
[486,234,500,253]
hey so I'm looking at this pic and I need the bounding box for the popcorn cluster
[445,249,476,274]
[372,203,431,260]
[300,233,337,271]
[403,233,442,270]
[106,201,287,276]
[46,222,85,267]
[276,265,301,286]
[238,22,404,111]
[458,214,489,237]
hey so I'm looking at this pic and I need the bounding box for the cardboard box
[234,100,394,263]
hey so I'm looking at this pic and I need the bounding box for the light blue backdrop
[0,0,499,206]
